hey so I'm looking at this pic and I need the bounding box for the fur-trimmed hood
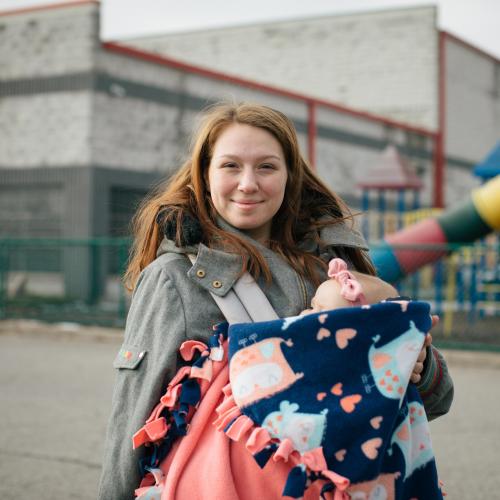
[155,208,368,259]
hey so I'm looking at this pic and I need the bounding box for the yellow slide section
[471,175,500,230]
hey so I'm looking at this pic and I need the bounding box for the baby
[301,258,399,315]
[302,258,431,384]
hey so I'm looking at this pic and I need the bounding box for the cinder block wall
[0,2,98,79]
[0,92,93,168]
[127,6,439,130]
[445,37,500,163]
[96,46,438,209]
[0,2,99,168]
[92,47,311,175]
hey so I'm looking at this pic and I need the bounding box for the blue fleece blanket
[226,300,443,499]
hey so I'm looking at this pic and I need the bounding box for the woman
[98,103,453,499]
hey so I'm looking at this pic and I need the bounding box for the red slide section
[385,218,448,274]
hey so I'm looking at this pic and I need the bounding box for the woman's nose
[238,169,258,192]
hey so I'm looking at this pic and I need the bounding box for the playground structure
[366,143,500,336]
[370,174,500,282]
[358,145,423,241]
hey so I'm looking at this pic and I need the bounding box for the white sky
[0,0,499,59]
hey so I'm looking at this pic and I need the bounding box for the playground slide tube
[370,175,500,282]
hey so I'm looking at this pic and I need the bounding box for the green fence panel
[0,238,498,347]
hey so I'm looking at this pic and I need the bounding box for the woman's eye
[260,163,275,170]
[222,162,237,168]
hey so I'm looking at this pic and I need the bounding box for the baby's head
[301,258,398,315]
[303,278,355,314]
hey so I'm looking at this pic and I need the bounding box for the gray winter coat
[97,220,453,500]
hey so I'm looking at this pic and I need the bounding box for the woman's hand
[410,315,438,384]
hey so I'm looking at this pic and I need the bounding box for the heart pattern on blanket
[335,449,347,462]
[370,416,383,429]
[316,328,331,341]
[397,423,410,441]
[318,313,328,324]
[331,382,343,396]
[361,438,383,460]
[340,394,362,413]
[335,328,357,349]
[372,352,392,369]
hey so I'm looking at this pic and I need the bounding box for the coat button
[212,280,222,288]
[196,269,206,278]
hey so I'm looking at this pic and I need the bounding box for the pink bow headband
[327,258,366,305]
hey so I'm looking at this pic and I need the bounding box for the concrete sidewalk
[0,320,499,499]
[429,350,500,498]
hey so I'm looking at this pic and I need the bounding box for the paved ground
[0,320,499,499]
[0,322,120,500]
[429,350,500,498]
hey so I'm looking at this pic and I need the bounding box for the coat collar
[156,216,368,297]
[187,218,291,297]
[156,218,267,297]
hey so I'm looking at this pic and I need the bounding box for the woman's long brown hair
[124,102,375,291]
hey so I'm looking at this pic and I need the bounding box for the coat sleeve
[97,263,187,500]
[416,345,454,421]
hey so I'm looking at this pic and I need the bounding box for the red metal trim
[434,31,447,208]
[103,41,437,138]
[0,1,98,17]
[433,132,445,208]
[307,101,317,169]
[303,95,435,138]
[442,30,500,65]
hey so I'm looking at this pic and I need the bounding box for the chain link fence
[387,242,500,350]
[0,238,130,327]
[0,239,498,348]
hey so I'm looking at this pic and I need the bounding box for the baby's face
[300,273,399,316]
[302,280,348,315]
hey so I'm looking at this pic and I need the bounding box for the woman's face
[207,123,288,244]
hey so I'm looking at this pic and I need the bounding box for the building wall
[93,51,226,173]
[1,3,496,217]
[444,34,500,201]
[0,1,442,247]
[0,2,98,79]
[0,91,93,168]
[445,36,500,163]
[97,46,438,208]
[1,2,473,301]
[0,3,99,169]
[92,48,311,175]
[127,6,439,130]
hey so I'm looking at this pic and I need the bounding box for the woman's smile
[232,199,262,208]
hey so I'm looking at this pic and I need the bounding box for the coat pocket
[113,343,147,369]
